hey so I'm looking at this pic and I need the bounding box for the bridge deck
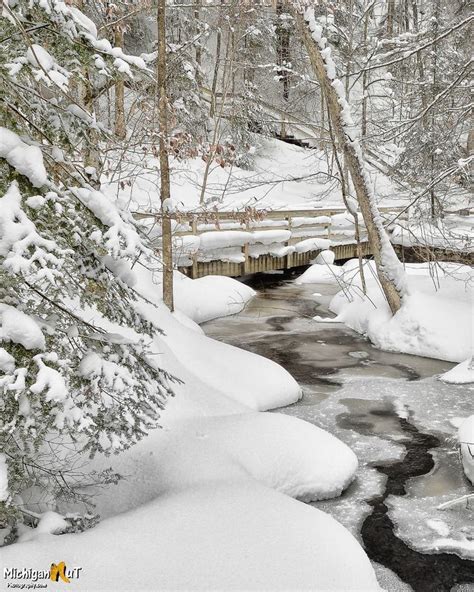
[182,241,373,279]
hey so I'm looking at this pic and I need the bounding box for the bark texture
[157,0,174,311]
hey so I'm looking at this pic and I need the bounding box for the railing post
[191,218,198,279]
[243,220,251,275]
[286,215,293,269]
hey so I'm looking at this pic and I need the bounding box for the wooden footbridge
[135,206,406,279]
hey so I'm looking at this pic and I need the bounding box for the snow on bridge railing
[134,206,407,277]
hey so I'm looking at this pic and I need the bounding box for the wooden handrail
[133,206,405,223]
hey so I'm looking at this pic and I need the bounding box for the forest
[0,0,473,590]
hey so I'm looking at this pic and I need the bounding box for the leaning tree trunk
[157,0,174,311]
[294,6,404,314]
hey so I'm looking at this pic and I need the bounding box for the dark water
[340,401,474,592]
[203,273,474,591]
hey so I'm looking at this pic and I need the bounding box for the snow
[0,304,45,350]
[252,229,292,245]
[0,128,47,187]
[174,412,358,502]
[0,347,15,372]
[439,358,474,384]
[30,354,68,402]
[2,481,379,591]
[1,259,380,591]
[172,272,256,324]
[72,188,144,257]
[68,5,98,38]
[0,182,62,278]
[426,519,451,537]
[26,44,55,71]
[296,262,342,284]
[104,137,407,220]
[18,511,69,542]
[313,260,473,363]
[133,265,301,411]
[294,237,331,253]
[314,249,336,265]
[199,230,249,249]
[458,416,474,484]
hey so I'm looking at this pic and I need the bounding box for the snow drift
[304,260,473,363]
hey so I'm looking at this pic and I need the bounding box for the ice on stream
[204,280,474,573]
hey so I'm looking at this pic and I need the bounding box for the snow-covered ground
[104,137,472,269]
[299,258,473,363]
[104,138,409,215]
[1,262,382,591]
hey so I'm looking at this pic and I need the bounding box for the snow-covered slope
[104,137,408,215]
[2,259,380,590]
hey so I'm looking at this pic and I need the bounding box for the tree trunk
[386,0,396,36]
[157,0,174,311]
[82,73,101,187]
[295,8,404,314]
[276,0,291,137]
[209,7,223,119]
[114,27,126,140]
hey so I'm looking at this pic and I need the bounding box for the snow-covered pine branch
[0,0,176,533]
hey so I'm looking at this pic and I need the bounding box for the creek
[203,271,474,592]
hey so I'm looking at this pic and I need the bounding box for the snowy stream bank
[203,274,474,592]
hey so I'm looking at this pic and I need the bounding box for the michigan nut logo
[50,562,71,583]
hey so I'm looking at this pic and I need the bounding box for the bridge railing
[135,206,407,278]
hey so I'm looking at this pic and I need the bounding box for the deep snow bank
[134,262,302,410]
[1,481,379,591]
[2,260,378,590]
[305,260,472,363]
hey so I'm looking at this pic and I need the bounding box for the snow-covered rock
[314,249,336,265]
[296,262,342,284]
[440,358,474,384]
[458,416,474,484]
[180,412,358,501]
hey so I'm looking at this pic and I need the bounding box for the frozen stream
[203,273,474,592]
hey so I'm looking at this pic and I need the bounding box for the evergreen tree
[0,0,176,537]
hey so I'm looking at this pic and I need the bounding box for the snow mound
[131,265,300,411]
[458,416,474,484]
[314,249,336,265]
[182,412,358,501]
[144,302,302,411]
[327,261,473,363]
[296,262,342,284]
[174,273,256,324]
[440,359,474,384]
[1,481,380,591]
